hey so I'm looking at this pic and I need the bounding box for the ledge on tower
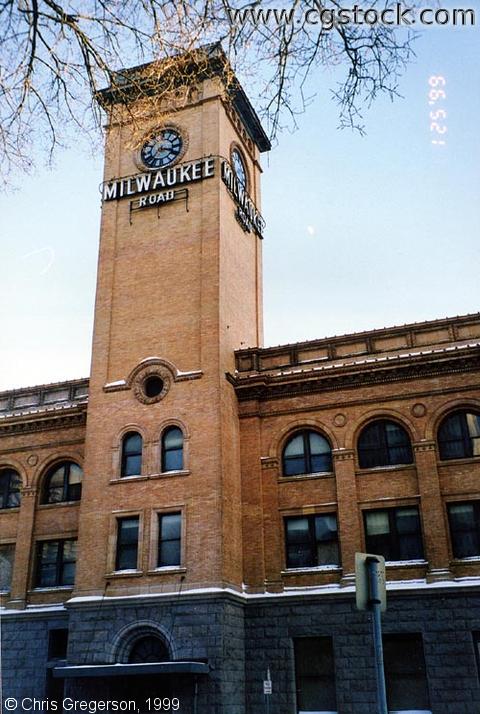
[96,42,271,153]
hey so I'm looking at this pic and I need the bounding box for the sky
[0,19,479,390]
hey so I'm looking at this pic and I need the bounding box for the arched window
[42,462,83,504]
[161,426,184,472]
[282,430,332,476]
[0,469,22,509]
[438,410,480,460]
[121,432,143,477]
[128,635,169,663]
[358,419,413,469]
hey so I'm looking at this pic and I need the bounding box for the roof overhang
[53,661,210,679]
[96,43,271,153]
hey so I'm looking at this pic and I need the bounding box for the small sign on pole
[355,552,387,612]
[263,667,272,695]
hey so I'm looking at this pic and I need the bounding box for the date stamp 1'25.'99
[429,75,447,147]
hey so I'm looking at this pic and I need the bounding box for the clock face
[140,128,183,170]
[232,149,247,190]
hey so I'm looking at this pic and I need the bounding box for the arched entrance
[120,634,174,710]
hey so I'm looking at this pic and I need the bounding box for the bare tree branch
[0,0,417,185]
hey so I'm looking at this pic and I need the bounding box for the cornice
[229,351,480,403]
[0,408,87,437]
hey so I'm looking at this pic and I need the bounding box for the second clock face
[232,148,247,190]
[140,128,183,170]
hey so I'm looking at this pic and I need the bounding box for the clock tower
[74,47,270,601]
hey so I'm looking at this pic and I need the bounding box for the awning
[53,661,210,679]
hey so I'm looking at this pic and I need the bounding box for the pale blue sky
[0,23,478,390]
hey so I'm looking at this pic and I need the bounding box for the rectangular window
[46,629,68,702]
[447,501,480,559]
[116,517,139,571]
[36,539,77,588]
[285,514,339,569]
[473,632,480,679]
[0,544,14,591]
[48,628,69,660]
[158,512,181,567]
[294,637,337,713]
[383,634,430,713]
[364,506,424,562]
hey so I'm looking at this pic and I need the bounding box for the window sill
[149,470,190,480]
[282,565,342,575]
[279,471,334,483]
[438,455,480,467]
[38,501,81,510]
[105,569,143,578]
[29,586,74,593]
[110,470,190,485]
[110,475,149,484]
[147,567,186,575]
[0,507,20,514]
[385,560,428,568]
[451,556,480,564]
[357,463,414,475]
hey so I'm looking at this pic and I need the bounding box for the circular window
[144,375,164,398]
[133,367,170,405]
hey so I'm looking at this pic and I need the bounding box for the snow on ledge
[3,576,480,614]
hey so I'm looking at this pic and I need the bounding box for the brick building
[1,48,480,713]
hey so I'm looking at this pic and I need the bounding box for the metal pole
[367,558,388,714]
[193,676,198,714]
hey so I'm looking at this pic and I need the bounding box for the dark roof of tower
[96,43,271,152]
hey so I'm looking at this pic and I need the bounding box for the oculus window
[364,507,424,562]
[42,461,83,504]
[285,513,339,569]
[357,420,413,469]
[161,427,184,472]
[0,468,21,509]
[294,637,337,714]
[158,512,181,567]
[283,430,332,476]
[383,634,431,713]
[116,516,140,571]
[447,501,480,559]
[437,410,480,460]
[35,539,77,588]
[121,432,143,477]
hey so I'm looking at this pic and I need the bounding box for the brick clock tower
[76,52,269,598]
[64,47,270,709]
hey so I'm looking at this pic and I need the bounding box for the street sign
[355,552,387,612]
[263,680,272,695]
